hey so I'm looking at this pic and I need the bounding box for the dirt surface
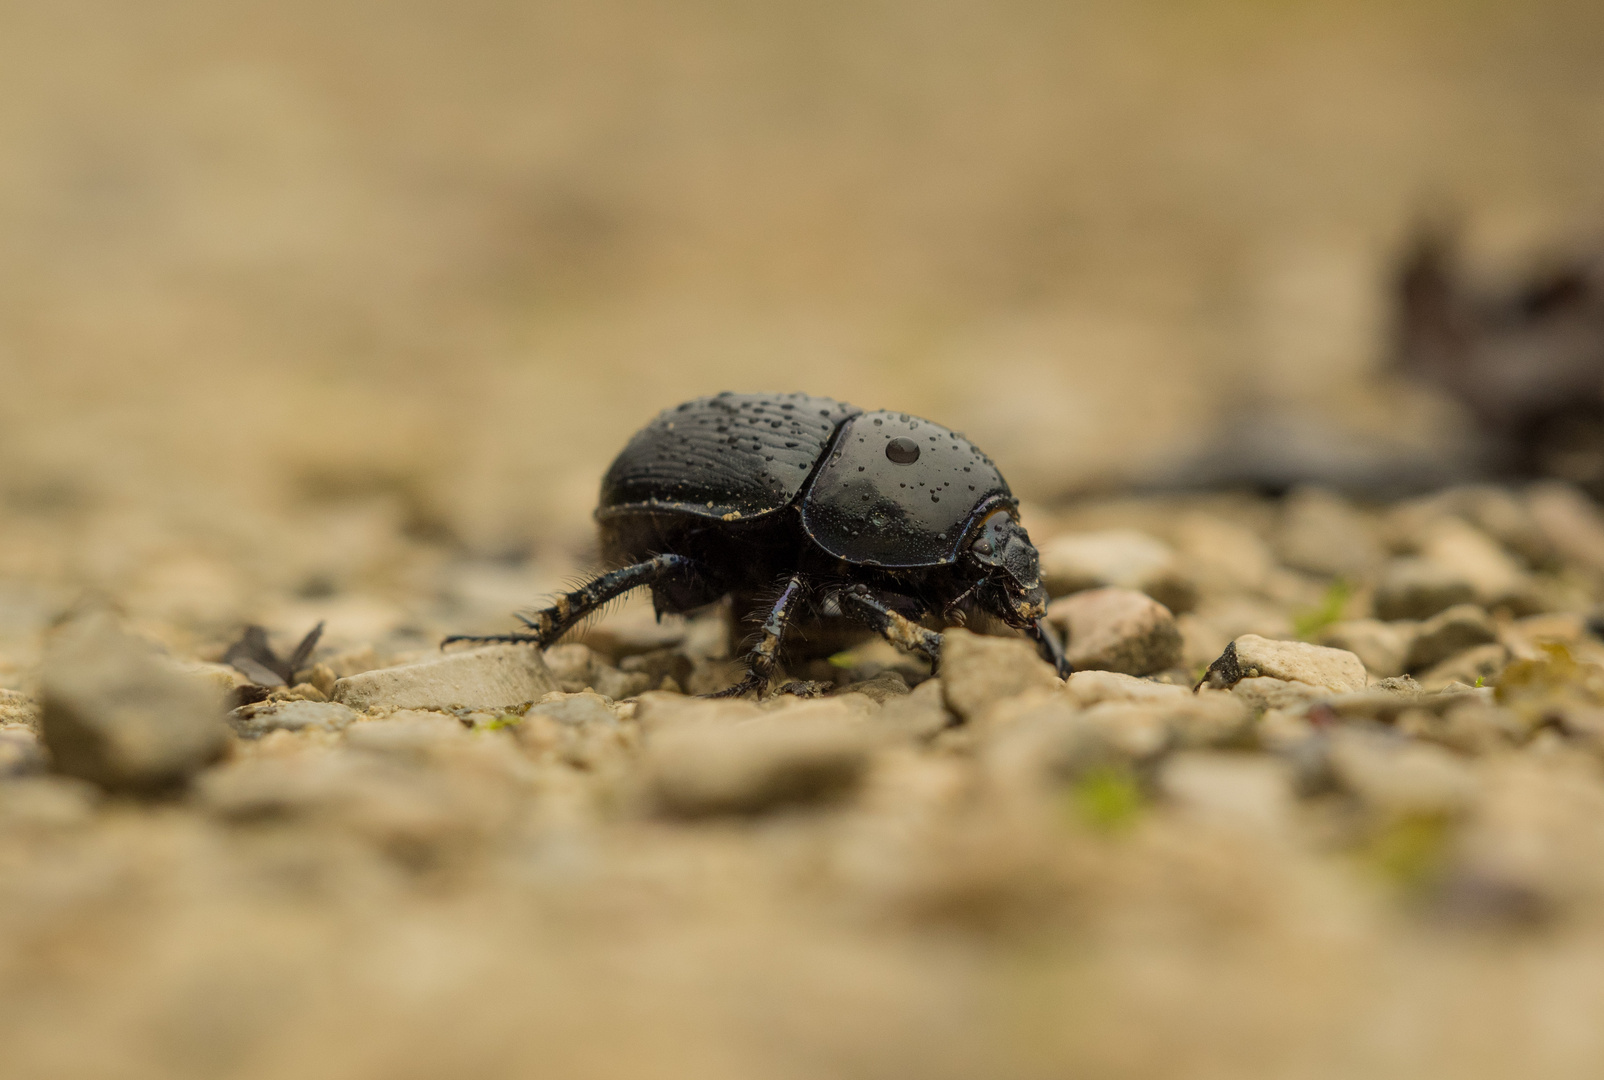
[7,484,1604,1079]
[7,2,1604,1077]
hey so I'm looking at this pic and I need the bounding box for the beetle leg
[706,573,808,698]
[940,581,982,625]
[836,585,944,667]
[1027,618,1073,678]
[442,553,704,649]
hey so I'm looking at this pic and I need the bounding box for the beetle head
[965,508,1049,627]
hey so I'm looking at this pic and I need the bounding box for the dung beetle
[445,392,1069,695]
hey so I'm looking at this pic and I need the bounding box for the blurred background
[8,7,1604,1076]
[2,0,1603,623]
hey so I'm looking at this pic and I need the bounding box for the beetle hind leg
[705,573,809,698]
[442,553,705,650]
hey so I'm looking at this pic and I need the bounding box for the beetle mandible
[444,392,1070,695]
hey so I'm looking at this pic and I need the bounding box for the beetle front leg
[442,553,705,649]
[708,573,811,698]
[836,585,944,667]
[1027,618,1072,678]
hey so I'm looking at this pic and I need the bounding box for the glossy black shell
[598,393,861,520]
[597,393,1014,569]
[800,410,1011,567]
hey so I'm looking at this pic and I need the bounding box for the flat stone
[939,628,1062,727]
[230,700,361,739]
[1500,613,1586,660]
[632,691,762,732]
[1318,619,1414,678]
[1527,482,1604,575]
[1398,702,1523,756]
[1074,701,1173,760]
[0,775,99,828]
[1160,752,1295,834]
[1230,677,1331,713]
[644,708,870,817]
[1378,518,1542,617]
[39,612,230,794]
[1406,604,1498,673]
[1419,643,1509,692]
[1047,587,1181,677]
[1320,686,1428,724]
[1038,529,1197,613]
[837,670,912,703]
[1063,670,1191,708]
[1174,514,1280,595]
[984,696,1156,790]
[344,712,468,762]
[331,644,556,712]
[1202,634,1367,694]
[874,678,952,740]
[527,691,618,728]
[1161,692,1254,749]
[0,725,45,778]
[1328,729,1479,816]
[540,643,652,699]
[1372,558,1479,621]
[1275,487,1385,578]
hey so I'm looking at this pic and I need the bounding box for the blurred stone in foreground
[40,612,230,793]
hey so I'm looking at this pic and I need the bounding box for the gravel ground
[6,3,1604,1076]
[8,480,1604,1078]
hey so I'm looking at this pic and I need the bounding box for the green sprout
[1293,578,1353,640]
[1068,767,1143,833]
[1362,813,1454,892]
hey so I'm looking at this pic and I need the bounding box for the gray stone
[1418,643,1509,692]
[644,706,870,817]
[1327,729,1479,816]
[0,725,45,778]
[39,612,230,794]
[1406,603,1498,673]
[837,670,912,703]
[1160,752,1295,833]
[1379,518,1543,617]
[1372,558,1479,621]
[527,691,618,728]
[1275,487,1385,578]
[1229,677,1331,714]
[983,696,1154,790]
[542,644,651,699]
[1161,692,1255,749]
[1063,670,1191,708]
[1319,687,1427,724]
[1317,619,1414,678]
[632,691,762,732]
[1202,634,1367,694]
[332,644,556,711]
[874,678,952,740]
[1037,529,1197,613]
[230,699,360,739]
[1173,514,1280,595]
[0,775,99,828]
[1397,702,1523,756]
[939,628,1062,727]
[1047,587,1181,677]
[344,712,468,762]
[1527,482,1604,575]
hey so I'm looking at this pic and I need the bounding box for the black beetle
[445,392,1069,694]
